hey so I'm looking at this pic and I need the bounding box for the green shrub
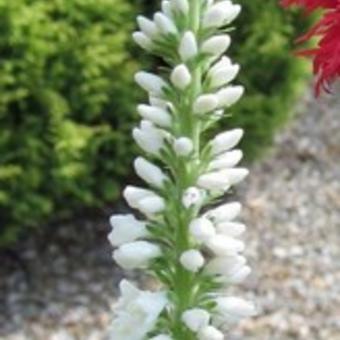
[0,0,310,246]
[0,0,139,245]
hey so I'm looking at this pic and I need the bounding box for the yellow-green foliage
[0,0,139,245]
[0,0,310,245]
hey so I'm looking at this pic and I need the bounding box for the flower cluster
[107,1,256,339]
[281,0,340,95]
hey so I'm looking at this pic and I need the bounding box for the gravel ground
[1,86,340,340]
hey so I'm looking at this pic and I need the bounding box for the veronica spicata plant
[107,0,256,339]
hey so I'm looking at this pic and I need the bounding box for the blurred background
[0,0,339,339]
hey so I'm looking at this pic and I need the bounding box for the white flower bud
[123,185,155,209]
[149,96,169,109]
[193,94,219,115]
[228,265,251,284]
[134,157,168,188]
[210,56,232,70]
[197,171,231,191]
[189,217,216,243]
[123,185,165,215]
[198,168,249,191]
[201,35,231,57]
[215,222,246,237]
[135,72,167,96]
[182,186,205,208]
[204,202,242,223]
[133,32,153,50]
[132,120,166,155]
[180,249,205,272]
[205,255,249,283]
[138,195,166,215]
[154,12,177,35]
[171,64,192,90]
[217,85,244,108]
[161,0,173,18]
[207,63,240,89]
[198,326,224,340]
[182,308,210,332]
[113,241,161,269]
[199,168,248,190]
[137,104,172,128]
[179,31,198,61]
[210,129,244,155]
[203,1,241,29]
[137,16,158,38]
[149,335,173,340]
[208,150,243,171]
[172,0,189,14]
[214,297,257,324]
[206,234,245,256]
[173,137,194,156]
[108,214,148,247]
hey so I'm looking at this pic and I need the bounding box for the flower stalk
[107,0,256,339]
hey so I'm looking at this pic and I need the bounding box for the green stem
[172,1,202,339]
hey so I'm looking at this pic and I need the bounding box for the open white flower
[107,280,168,340]
[113,241,161,270]
[108,214,148,247]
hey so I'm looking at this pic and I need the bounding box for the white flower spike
[108,0,255,338]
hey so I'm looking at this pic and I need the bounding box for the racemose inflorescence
[107,1,256,339]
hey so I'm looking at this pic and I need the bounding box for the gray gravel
[1,85,340,339]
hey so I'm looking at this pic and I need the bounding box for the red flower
[281,0,340,95]
[281,0,337,12]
